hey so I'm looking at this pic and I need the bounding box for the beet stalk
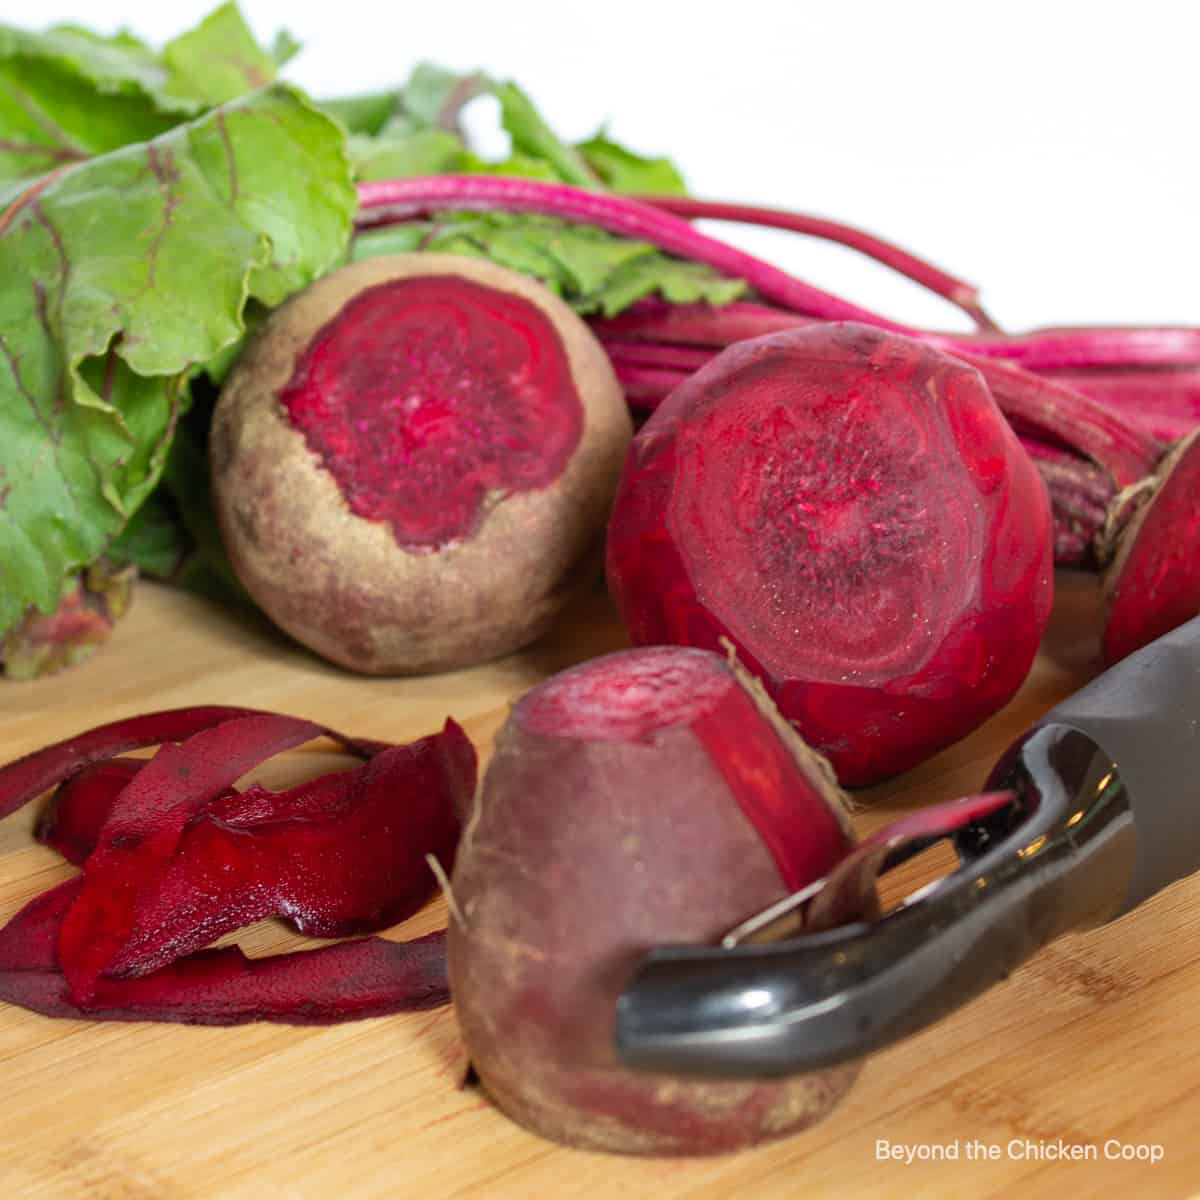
[635,193,999,331]
[356,175,916,332]
[606,322,1054,786]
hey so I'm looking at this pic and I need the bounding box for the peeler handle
[1029,614,1200,915]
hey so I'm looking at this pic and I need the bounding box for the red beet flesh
[449,645,861,1155]
[213,254,631,675]
[1103,429,1200,664]
[279,275,583,551]
[606,323,1054,785]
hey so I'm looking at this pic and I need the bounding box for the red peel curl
[0,881,448,1025]
[57,713,332,1003]
[0,705,385,824]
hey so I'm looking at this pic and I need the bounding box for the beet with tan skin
[211,253,632,675]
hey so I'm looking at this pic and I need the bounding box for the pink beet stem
[595,304,1163,484]
[602,339,717,373]
[952,351,1162,486]
[637,194,998,332]
[355,175,916,332]
[1039,366,1200,443]
[1021,438,1115,566]
[358,179,1198,373]
[592,299,813,347]
[954,325,1200,371]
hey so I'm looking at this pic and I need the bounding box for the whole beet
[211,253,631,675]
[606,322,1054,785]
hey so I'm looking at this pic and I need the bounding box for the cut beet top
[212,253,632,676]
[606,322,1054,786]
[278,274,583,551]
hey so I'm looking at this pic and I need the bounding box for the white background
[1,0,1194,334]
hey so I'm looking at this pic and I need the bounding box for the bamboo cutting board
[1,572,1197,1199]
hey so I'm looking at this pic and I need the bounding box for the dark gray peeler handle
[1037,613,1200,914]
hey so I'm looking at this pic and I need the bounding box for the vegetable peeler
[614,615,1200,1078]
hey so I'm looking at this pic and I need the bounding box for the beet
[449,644,861,1156]
[212,252,632,675]
[1101,429,1200,664]
[606,323,1054,785]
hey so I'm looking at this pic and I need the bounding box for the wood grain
[1,573,1196,1199]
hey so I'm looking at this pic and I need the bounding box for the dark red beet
[1102,429,1200,664]
[450,645,861,1155]
[0,880,448,1025]
[606,323,1054,786]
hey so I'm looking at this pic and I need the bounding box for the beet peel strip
[0,880,449,1025]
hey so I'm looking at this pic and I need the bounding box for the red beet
[1101,429,1200,664]
[606,323,1054,785]
[0,880,448,1025]
[212,253,631,675]
[449,644,861,1156]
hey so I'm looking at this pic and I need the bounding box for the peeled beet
[212,253,632,675]
[448,645,862,1156]
[606,322,1054,785]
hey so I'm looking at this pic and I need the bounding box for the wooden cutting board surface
[1,572,1197,1199]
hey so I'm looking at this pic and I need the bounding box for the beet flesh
[212,253,631,675]
[448,645,861,1156]
[606,323,1054,786]
[1102,429,1200,664]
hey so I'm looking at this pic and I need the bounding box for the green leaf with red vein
[0,82,354,637]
